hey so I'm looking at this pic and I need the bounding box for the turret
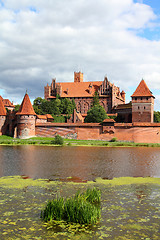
[131,80,154,123]
[74,72,83,82]
[121,90,125,102]
[0,96,6,135]
[16,93,36,139]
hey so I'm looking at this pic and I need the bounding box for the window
[141,97,142,100]
[144,106,145,109]
[146,97,148,100]
[138,106,139,109]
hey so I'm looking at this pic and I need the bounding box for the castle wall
[0,116,6,135]
[35,122,160,143]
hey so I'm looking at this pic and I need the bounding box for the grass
[41,188,101,225]
[1,135,160,147]
[77,187,101,204]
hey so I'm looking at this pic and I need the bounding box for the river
[1,145,160,180]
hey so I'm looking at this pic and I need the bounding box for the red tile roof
[37,115,47,120]
[131,80,154,97]
[36,122,101,127]
[47,96,56,99]
[103,118,115,123]
[16,93,36,115]
[2,99,15,107]
[45,114,54,119]
[58,81,103,97]
[114,102,132,110]
[0,96,7,116]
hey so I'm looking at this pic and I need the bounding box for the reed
[77,187,101,204]
[41,188,101,225]
[63,195,100,224]
[41,197,64,222]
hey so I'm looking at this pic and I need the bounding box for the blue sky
[0,0,160,109]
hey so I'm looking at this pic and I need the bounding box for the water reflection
[0,146,160,180]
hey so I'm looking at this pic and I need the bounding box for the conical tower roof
[131,80,154,98]
[0,96,7,116]
[16,93,36,115]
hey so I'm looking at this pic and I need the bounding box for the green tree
[32,96,76,119]
[33,105,42,115]
[33,97,44,114]
[33,97,43,106]
[14,104,21,112]
[84,104,108,123]
[154,111,160,122]
[92,91,99,107]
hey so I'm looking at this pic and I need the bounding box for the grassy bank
[0,135,160,147]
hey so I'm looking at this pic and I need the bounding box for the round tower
[0,96,7,135]
[16,93,36,139]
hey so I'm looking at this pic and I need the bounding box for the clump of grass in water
[41,188,101,225]
[77,187,101,204]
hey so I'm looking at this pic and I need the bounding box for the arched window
[84,102,89,112]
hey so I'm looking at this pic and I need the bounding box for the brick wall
[17,115,36,139]
[0,116,6,135]
[35,122,160,143]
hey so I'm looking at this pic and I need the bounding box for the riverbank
[0,135,160,147]
[1,176,160,239]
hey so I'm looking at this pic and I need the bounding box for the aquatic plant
[41,197,64,222]
[77,187,101,204]
[41,188,101,224]
[63,195,100,224]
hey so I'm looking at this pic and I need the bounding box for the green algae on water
[1,176,160,239]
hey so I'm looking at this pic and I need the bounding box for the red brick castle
[0,74,157,142]
[44,72,125,115]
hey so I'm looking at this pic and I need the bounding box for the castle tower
[131,80,154,123]
[16,93,36,139]
[121,90,126,102]
[0,96,6,135]
[44,83,51,100]
[74,72,83,82]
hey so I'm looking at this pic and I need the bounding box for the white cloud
[0,0,160,108]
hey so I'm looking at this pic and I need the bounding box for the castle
[44,72,125,115]
[44,72,154,123]
[0,73,158,143]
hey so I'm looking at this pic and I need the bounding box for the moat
[1,145,160,179]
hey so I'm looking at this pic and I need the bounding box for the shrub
[54,135,64,145]
[41,188,101,225]
[110,137,117,142]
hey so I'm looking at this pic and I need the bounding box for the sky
[0,0,160,109]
